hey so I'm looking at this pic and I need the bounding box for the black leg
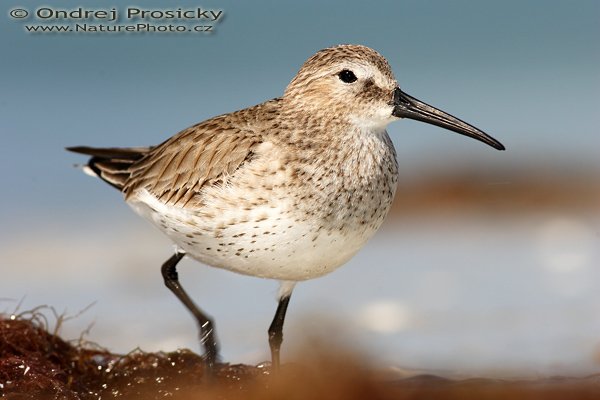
[268,294,292,369]
[161,252,219,372]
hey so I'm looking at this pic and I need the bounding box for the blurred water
[1,0,599,378]
[2,211,598,376]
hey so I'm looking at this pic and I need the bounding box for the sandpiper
[68,44,504,372]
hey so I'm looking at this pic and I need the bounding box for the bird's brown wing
[124,116,260,208]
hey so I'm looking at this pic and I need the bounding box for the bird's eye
[338,69,357,83]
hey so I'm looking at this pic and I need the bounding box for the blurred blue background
[1,0,599,376]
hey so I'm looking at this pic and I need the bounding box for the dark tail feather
[66,146,151,191]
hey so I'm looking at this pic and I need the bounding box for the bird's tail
[66,146,151,191]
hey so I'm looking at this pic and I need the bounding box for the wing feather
[70,98,283,206]
[124,117,260,208]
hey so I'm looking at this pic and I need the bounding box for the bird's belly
[182,217,373,281]
[127,189,381,281]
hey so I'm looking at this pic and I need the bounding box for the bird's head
[284,44,504,150]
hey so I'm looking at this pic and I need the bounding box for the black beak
[391,87,505,150]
